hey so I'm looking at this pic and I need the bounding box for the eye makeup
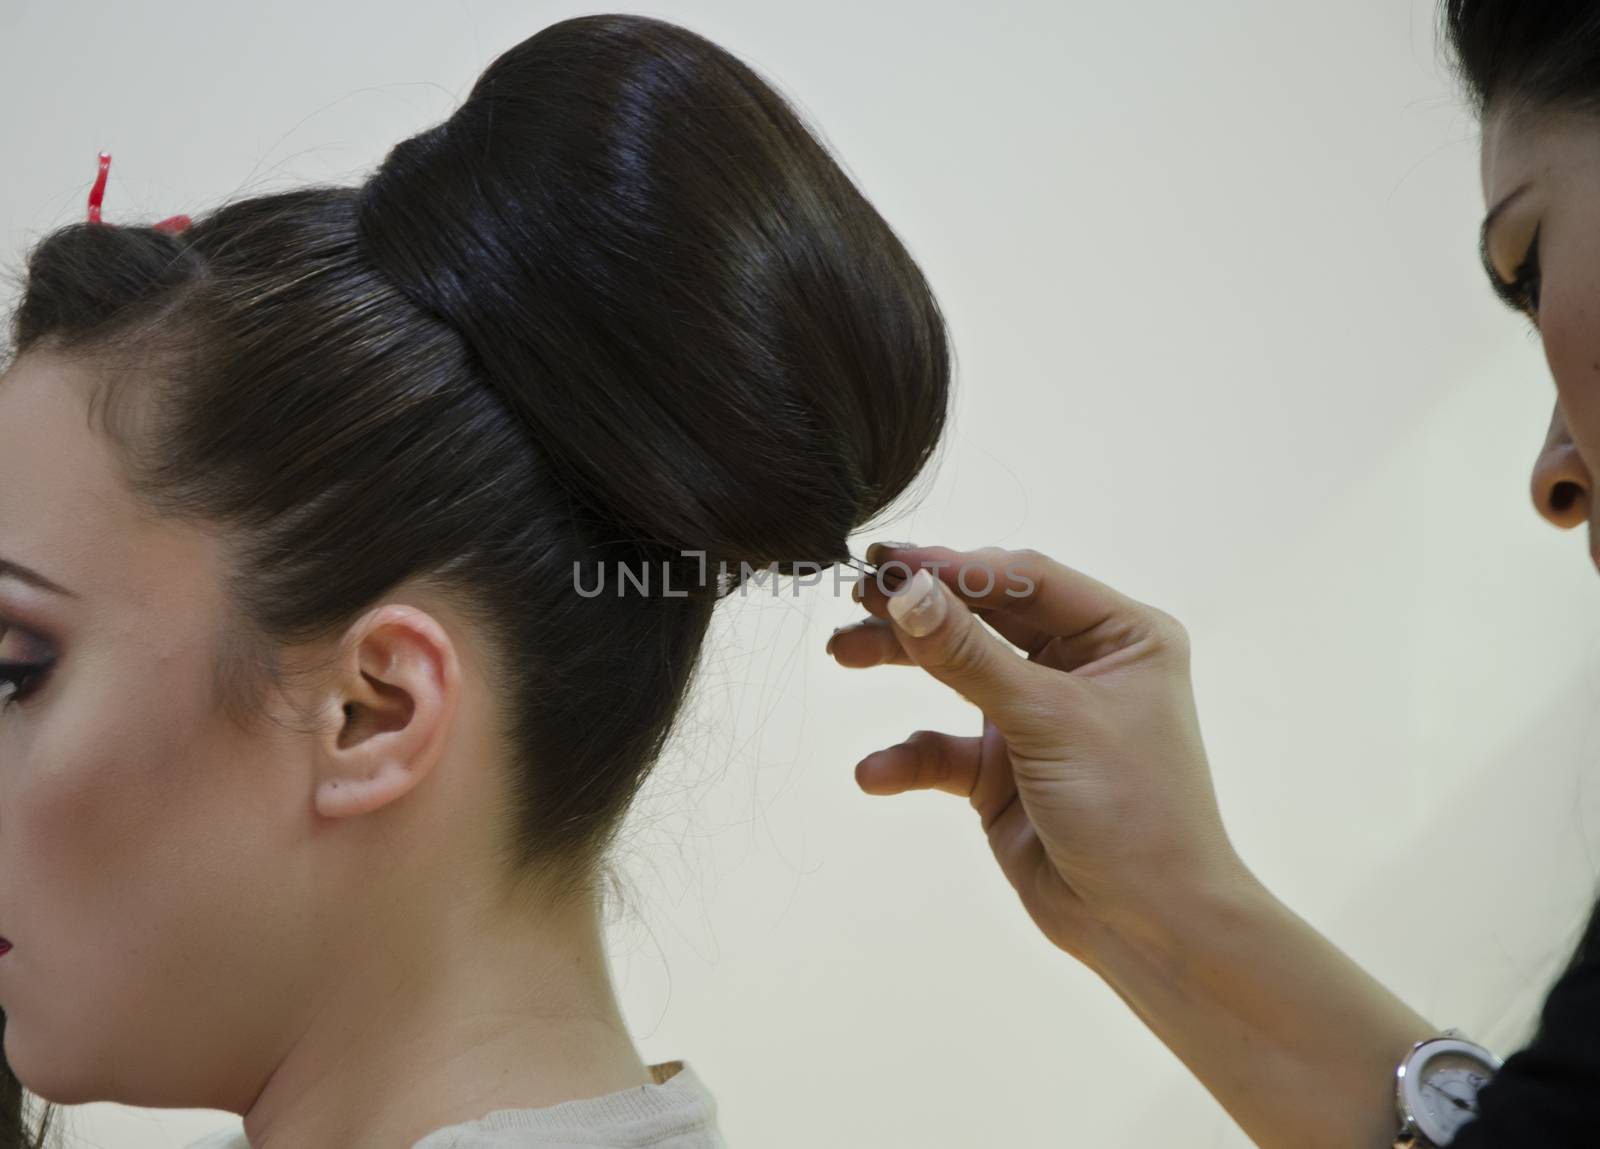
[1478,180,1543,323]
[1506,224,1543,320]
[0,621,52,709]
[0,659,48,708]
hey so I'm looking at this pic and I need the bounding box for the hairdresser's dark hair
[1440,1,1600,1133]
[0,14,952,1146]
[1441,0,1600,114]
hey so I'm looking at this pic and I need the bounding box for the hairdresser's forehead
[0,351,210,614]
[1480,102,1554,206]
[1482,103,1600,205]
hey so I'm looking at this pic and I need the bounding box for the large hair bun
[355,14,950,580]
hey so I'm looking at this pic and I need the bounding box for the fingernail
[866,539,917,565]
[851,577,865,603]
[824,624,847,655]
[887,568,943,637]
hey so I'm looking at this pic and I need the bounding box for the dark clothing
[1450,902,1600,1145]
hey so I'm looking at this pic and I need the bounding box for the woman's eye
[0,623,51,710]
[0,660,47,709]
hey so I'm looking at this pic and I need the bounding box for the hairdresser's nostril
[1551,481,1583,513]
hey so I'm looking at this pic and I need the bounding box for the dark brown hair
[1440,0,1600,114]
[0,13,952,1146]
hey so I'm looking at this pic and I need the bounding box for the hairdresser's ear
[312,603,461,819]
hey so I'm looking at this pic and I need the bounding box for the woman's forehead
[0,352,214,616]
[0,353,124,526]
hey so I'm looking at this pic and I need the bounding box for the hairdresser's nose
[1530,401,1592,530]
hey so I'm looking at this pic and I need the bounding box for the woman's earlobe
[315,760,421,818]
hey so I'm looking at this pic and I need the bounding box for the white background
[4,1,1599,1146]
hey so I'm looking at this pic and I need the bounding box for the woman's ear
[313,603,461,820]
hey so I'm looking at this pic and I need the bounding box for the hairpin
[841,552,907,586]
[86,151,110,223]
[86,151,192,234]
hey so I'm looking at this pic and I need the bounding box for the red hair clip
[86,151,110,223]
[87,151,192,234]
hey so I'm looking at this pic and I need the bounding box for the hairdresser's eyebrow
[1479,181,1534,284]
[0,555,78,599]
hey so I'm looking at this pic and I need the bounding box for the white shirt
[182,1060,727,1149]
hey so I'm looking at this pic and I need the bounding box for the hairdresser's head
[0,11,949,1141]
[1445,2,1600,562]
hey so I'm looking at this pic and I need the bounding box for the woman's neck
[237,891,649,1149]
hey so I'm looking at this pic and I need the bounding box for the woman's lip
[0,939,11,956]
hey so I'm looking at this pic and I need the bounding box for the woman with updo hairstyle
[19,4,1600,1148]
[0,13,949,1148]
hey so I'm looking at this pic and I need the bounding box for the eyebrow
[0,556,79,599]
[1478,181,1534,287]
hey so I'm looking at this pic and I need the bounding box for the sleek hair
[1441,0,1600,1126]
[0,14,951,1146]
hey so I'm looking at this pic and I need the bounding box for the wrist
[1080,855,1277,981]
[1077,860,1441,1149]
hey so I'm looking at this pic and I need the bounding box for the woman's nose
[1530,402,1592,529]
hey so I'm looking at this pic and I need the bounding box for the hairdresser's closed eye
[1486,223,1543,325]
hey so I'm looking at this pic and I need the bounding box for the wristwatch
[1393,1028,1503,1147]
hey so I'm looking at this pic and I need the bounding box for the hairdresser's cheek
[1539,277,1600,473]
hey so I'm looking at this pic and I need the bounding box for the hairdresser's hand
[830,544,1439,1149]
[825,543,1257,964]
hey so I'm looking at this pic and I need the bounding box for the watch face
[1407,1047,1497,1143]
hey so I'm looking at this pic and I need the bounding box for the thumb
[885,567,1061,747]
